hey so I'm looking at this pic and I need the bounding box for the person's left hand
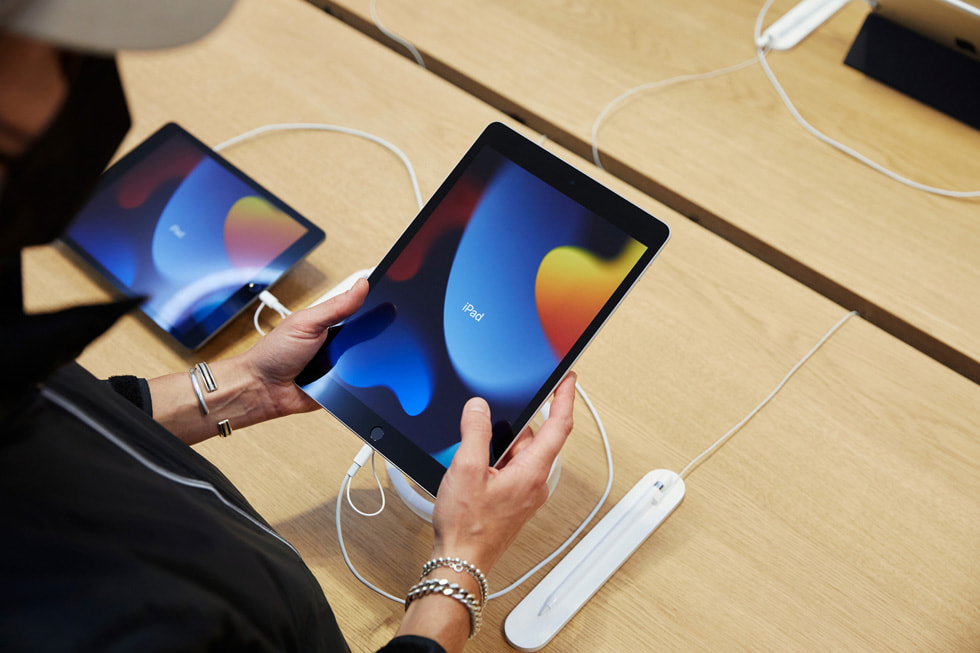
[240,277,368,420]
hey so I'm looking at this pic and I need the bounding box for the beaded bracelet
[419,557,488,606]
[404,578,482,637]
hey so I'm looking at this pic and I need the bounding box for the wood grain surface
[315,0,980,384]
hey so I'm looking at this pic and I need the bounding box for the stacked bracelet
[419,557,488,607]
[188,362,233,438]
[404,579,482,637]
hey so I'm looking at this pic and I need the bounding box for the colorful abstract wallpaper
[66,130,309,344]
[299,147,646,468]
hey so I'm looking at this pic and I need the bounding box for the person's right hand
[430,372,577,575]
[393,375,576,652]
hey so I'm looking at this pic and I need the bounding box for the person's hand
[240,277,368,420]
[145,279,367,445]
[430,372,577,575]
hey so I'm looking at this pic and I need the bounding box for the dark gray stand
[844,13,980,130]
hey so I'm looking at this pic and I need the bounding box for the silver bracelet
[419,557,488,606]
[195,362,217,392]
[188,367,209,416]
[217,419,233,438]
[405,578,482,637]
[190,362,233,437]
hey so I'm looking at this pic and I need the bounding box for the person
[0,1,577,651]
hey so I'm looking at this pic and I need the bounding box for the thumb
[454,397,492,469]
[295,277,369,336]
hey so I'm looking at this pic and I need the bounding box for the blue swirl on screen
[147,158,270,328]
[442,160,591,401]
[90,232,138,287]
[432,443,460,467]
[151,158,237,284]
[327,303,434,416]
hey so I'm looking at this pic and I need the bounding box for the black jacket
[0,362,442,653]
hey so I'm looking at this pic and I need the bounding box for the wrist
[397,555,487,646]
[431,540,495,579]
[148,356,271,445]
[205,356,278,426]
[405,578,482,640]
[419,556,488,606]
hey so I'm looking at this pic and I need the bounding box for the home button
[369,426,385,442]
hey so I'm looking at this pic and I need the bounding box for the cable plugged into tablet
[258,290,292,317]
[343,444,387,518]
[346,443,374,478]
[253,291,292,336]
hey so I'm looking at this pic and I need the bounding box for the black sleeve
[103,375,153,416]
[377,635,447,653]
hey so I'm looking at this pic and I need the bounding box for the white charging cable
[590,0,979,198]
[336,380,615,604]
[213,122,423,208]
[679,309,858,478]
[753,0,980,198]
[369,0,425,68]
[252,290,292,336]
[590,57,759,171]
[346,447,387,518]
[336,444,403,603]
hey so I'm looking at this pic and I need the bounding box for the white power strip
[504,470,686,651]
[756,0,851,50]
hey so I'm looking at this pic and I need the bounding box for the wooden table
[316,0,980,385]
[21,0,980,650]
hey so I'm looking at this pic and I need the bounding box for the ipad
[297,122,670,497]
[62,123,325,350]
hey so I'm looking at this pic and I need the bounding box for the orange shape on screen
[535,240,646,358]
[223,196,306,268]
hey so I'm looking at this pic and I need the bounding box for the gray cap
[0,0,236,53]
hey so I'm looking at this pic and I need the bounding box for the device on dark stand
[844,1,980,130]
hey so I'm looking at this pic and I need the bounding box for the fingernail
[465,397,490,416]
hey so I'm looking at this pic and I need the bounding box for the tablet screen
[62,123,325,350]
[297,122,669,496]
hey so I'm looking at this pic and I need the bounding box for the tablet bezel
[875,0,980,61]
[300,122,670,497]
[61,122,325,350]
